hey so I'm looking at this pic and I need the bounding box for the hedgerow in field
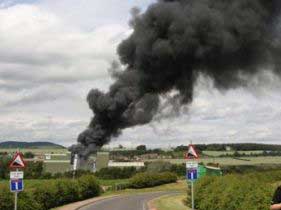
[194,171,281,210]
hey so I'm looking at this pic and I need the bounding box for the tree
[0,155,11,179]
[24,152,35,159]
[136,145,146,151]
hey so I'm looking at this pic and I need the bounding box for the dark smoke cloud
[70,0,281,158]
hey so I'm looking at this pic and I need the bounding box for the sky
[0,0,281,148]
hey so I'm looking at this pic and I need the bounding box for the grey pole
[14,168,19,210]
[191,181,194,210]
[14,192,18,210]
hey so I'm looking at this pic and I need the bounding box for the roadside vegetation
[152,194,188,210]
[194,170,281,210]
[0,175,101,210]
[0,171,179,210]
[130,172,177,189]
[2,143,281,210]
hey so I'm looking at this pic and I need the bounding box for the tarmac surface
[79,192,176,210]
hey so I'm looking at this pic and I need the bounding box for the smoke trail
[70,0,281,158]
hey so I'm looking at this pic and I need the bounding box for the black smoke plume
[70,0,281,158]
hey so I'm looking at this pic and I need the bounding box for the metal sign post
[187,168,197,210]
[9,152,26,210]
[191,181,194,210]
[10,169,24,210]
[14,168,18,210]
[14,189,17,210]
[185,144,199,210]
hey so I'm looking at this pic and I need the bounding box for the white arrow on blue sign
[187,169,198,181]
[10,179,24,192]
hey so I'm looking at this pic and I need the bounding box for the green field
[202,150,264,157]
[2,148,281,174]
[148,156,281,166]
[44,162,71,173]
[0,148,68,155]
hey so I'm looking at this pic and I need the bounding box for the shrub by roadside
[95,167,137,179]
[0,175,101,210]
[194,171,281,210]
[0,185,13,210]
[78,175,101,200]
[129,172,177,189]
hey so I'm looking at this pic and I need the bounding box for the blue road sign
[187,169,198,181]
[10,179,24,192]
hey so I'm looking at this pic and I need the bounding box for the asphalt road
[79,192,176,210]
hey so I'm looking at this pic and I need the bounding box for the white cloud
[0,0,281,148]
[0,2,129,145]
[0,4,128,83]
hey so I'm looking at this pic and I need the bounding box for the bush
[18,191,42,210]
[33,181,59,210]
[0,156,11,179]
[146,161,173,173]
[95,167,137,179]
[33,176,101,209]
[0,186,42,210]
[23,152,35,159]
[170,163,186,176]
[0,185,13,210]
[55,179,80,206]
[24,161,44,179]
[129,172,177,189]
[63,170,93,179]
[78,175,101,199]
[40,172,52,179]
[194,171,279,210]
[0,175,101,210]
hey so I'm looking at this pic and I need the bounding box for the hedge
[129,172,177,189]
[95,167,137,179]
[194,170,281,210]
[0,185,13,210]
[0,175,101,210]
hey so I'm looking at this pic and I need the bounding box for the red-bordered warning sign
[185,144,199,159]
[9,152,26,169]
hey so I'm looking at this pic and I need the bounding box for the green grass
[97,179,129,186]
[153,194,189,210]
[148,156,281,166]
[202,150,264,157]
[0,148,68,155]
[103,180,188,196]
[44,162,71,173]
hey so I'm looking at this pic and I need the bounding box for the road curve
[79,192,177,210]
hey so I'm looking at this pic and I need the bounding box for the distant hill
[0,141,65,149]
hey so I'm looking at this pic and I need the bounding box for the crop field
[0,148,68,155]
[149,156,281,166]
[44,162,71,173]
[202,150,264,157]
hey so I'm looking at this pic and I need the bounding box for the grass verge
[102,179,187,196]
[151,193,189,210]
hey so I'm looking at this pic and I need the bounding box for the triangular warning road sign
[9,152,26,169]
[185,145,199,159]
